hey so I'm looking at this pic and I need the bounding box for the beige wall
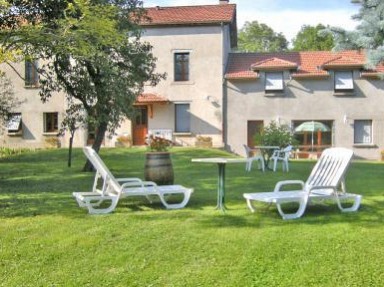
[135,25,230,147]
[226,70,384,160]
[0,61,91,148]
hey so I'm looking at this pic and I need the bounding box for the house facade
[116,0,237,147]
[2,1,384,160]
[224,50,384,160]
[0,0,236,149]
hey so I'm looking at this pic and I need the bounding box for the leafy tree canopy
[238,21,289,52]
[1,0,164,169]
[292,24,334,51]
[321,0,384,69]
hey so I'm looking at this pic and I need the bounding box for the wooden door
[133,106,148,145]
[247,121,264,147]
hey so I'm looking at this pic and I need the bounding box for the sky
[143,0,360,42]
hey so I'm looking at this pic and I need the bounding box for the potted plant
[144,135,174,185]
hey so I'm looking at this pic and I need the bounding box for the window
[44,112,58,133]
[174,53,189,82]
[354,120,372,144]
[265,72,284,93]
[7,113,22,134]
[334,71,353,92]
[25,59,39,87]
[175,104,190,133]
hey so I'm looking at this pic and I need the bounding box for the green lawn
[0,147,383,286]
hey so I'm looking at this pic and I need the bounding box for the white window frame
[265,72,284,93]
[334,71,354,92]
[354,120,372,144]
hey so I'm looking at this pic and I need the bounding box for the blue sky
[143,0,359,42]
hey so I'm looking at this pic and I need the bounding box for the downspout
[221,22,229,150]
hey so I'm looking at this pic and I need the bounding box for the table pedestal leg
[216,163,226,211]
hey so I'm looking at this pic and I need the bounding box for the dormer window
[265,72,284,94]
[334,71,354,94]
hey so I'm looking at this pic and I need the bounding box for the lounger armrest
[274,180,305,192]
[117,177,143,183]
[120,179,158,189]
[308,185,337,195]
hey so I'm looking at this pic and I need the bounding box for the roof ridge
[145,4,236,9]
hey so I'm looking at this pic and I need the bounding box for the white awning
[7,114,22,132]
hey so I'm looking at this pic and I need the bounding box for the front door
[133,106,148,145]
[247,120,264,147]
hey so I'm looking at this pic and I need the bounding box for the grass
[0,147,383,286]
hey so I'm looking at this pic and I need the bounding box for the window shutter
[335,71,353,90]
[265,72,283,91]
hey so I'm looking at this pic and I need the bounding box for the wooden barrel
[144,152,174,185]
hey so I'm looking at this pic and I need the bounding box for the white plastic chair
[73,147,193,214]
[243,147,362,219]
[270,145,292,172]
[243,144,265,172]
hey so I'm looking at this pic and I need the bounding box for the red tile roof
[251,57,298,70]
[136,93,168,104]
[141,4,236,26]
[225,50,383,80]
[322,56,365,69]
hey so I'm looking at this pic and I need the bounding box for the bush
[254,121,297,156]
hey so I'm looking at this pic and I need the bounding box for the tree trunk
[82,122,108,172]
[68,135,74,167]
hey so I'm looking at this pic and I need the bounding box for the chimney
[219,0,229,4]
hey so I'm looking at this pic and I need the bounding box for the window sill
[7,131,22,137]
[24,85,40,89]
[353,144,377,148]
[43,132,59,136]
[264,91,285,97]
[333,91,354,97]
[172,81,195,86]
[173,132,192,136]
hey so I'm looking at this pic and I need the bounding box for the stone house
[0,0,237,149]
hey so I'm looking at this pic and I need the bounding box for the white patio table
[192,157,247,211]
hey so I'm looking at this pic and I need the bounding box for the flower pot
[144,152,174,185]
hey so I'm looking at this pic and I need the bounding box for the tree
[0,73,19,124]
[1,0,164,171]
[292,24,334,51]
[238,21,289,52]
[321,0,384,69]
[0,48,21,125]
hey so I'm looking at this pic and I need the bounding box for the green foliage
[254,121,295,148]
[292,24,334,51]
[322,0,384,68]
[0,147,33,158]
[0,148,383,286]
[0,73,19,122]
[0,1,165,159]
[238,21,289,52]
